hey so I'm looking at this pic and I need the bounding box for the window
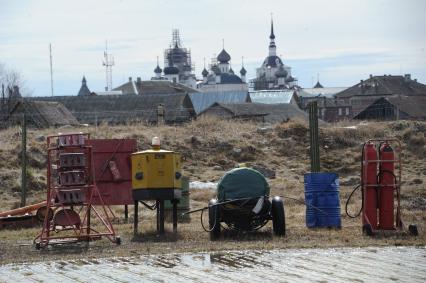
[345,107,349,115]
[338,108,342,116]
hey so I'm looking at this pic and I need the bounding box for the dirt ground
[0,118,425,264]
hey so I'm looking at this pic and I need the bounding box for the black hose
[200,205,217,232]
[345,184,363,218]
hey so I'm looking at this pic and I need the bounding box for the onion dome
[202,68,208,77]
[220,73,243,84]
[154,65,162,74]
[240,67,247,76]
[263,55,283,68]
[217,49,231,63]
[275,66,288,78]
[163,66,179,75]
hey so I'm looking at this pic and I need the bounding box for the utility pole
[49,43,54,96]
[20,113,27,207]
[309,102,320,172]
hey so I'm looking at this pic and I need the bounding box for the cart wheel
[208,199,221,241]
[115,236,121,245]
[363,224,373,236]
[408,224,418,236]
[271,196,285,236]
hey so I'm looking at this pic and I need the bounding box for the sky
[1,0,425,96]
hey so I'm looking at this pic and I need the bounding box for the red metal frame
[361,138,403,233]
[34,133,120,248]
[86,139,136,205]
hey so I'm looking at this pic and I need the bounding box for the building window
[345,107,349,115]
[338,108,342,116]
[322,108,326,118]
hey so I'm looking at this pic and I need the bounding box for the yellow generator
[130,137,182,235]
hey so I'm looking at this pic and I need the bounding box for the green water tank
[217,167,270,202]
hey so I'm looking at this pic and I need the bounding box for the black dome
[154,65,162,74]
[164,66,179,75]
[217,49,231,63]
[202,68,208,77]
[220,73,243,84]
[263,55,283,68]
[240,67,247,76]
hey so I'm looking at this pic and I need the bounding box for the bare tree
[0,62,33,97]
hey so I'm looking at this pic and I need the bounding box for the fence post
[20,112,27,207]
[309,102,320,172]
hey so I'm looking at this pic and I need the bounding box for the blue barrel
[304,172,341,228]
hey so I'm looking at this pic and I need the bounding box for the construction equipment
[206,167,285,240]
[34,133,120,248]
[346,138,418,236]
[131,137,182,236]
[0,202,51,229]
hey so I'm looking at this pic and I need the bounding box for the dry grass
[0,118,425,264]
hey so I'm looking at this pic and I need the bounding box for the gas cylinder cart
[345,138,418,236]
[193,167,285,240]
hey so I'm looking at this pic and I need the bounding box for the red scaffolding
[34,133,120,248]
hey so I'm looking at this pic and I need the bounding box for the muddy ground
[1,247,425,282]
[0,118,425,264]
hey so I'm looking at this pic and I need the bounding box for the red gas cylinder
[362,142,378,229]
[378,143,395,229]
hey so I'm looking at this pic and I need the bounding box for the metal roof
[298,87,348,98]
[189,90,250,114]
[249,90,296,104]
[200,102,309,123]
[335,75,426,98]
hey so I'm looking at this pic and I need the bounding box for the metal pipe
[0,201,46,217]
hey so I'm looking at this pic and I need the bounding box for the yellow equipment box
[131,149,182,190]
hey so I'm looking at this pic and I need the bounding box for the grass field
[0,118,425,264]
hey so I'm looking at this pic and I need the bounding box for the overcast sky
[1,0,425,96]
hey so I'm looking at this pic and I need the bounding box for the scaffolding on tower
[163,29,193,78]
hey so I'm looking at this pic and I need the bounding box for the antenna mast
[103,40,114,91]
[49,43,54,96]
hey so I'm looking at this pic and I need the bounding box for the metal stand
[34,133,119,248]
[132,189,181,236]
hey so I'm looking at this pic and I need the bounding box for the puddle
[0,246,425,282]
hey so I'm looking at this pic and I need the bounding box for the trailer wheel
[115,236,121,245]
[271,197,285,236]
[363,224,373,236]
[209,199,221,240]
[408,224,418,236]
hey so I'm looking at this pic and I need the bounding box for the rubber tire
[35,242,41,250]
[271,197,286,236]
[208,199,221,241]
[116,236,121,245]
[408,224,418,236]
[363,224,373,236]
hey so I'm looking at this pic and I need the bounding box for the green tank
[217,167,270,202]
